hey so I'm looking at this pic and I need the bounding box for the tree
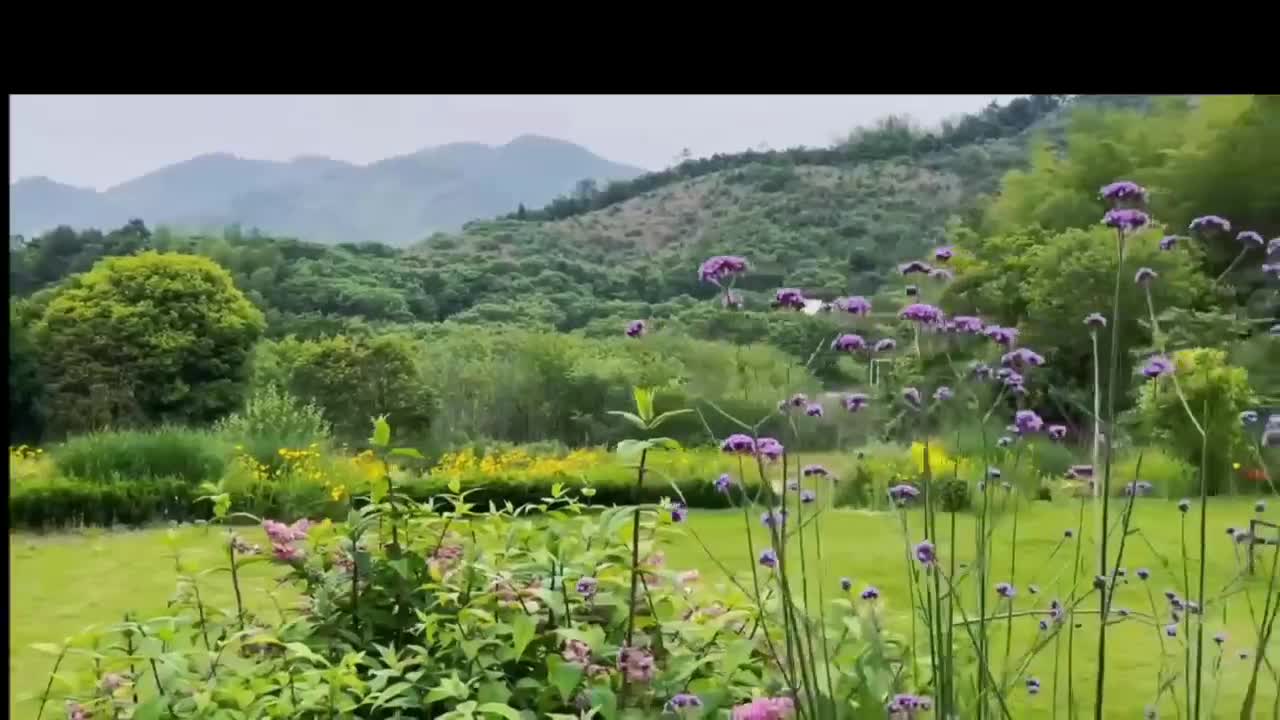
[35,252,265,434]
[9,302,43,442]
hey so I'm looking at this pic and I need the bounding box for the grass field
[10,497,1279,718]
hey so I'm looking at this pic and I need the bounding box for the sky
[10,94,1020,190]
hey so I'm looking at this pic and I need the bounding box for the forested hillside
[10,94,1279,449]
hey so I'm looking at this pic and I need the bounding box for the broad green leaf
[370,415,391,448]
[390,447,424,460]
[29,642,62,655]
[370,474,389,503]
[212,493,231,519]
[648,437,682,451]
[633,387,655,423]
[615,439,648,461]
[478,703,524,720]
[589,687,618,720]
[510,613,536,660]
[546,656,583,703]
[448,477,462,494]
[648,409,693,430]
[132,697,167,720]
[605,410,648,431]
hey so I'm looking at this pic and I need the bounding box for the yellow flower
[331,484,346,501]
[1233,462,1242,470]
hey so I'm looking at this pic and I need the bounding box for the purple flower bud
[800,490,816,504]
[1166,623,1178,638]
[1015,410,1044,434]
[902,387,922,407]
[933,386,953,402]
[833,296,872,315]
[714,473,733,493]
[914,540,936,565]
[996,582,1016,598]
[900,303,943,324]
[1142,355,1174,379]
[1048,425,1067,441]
[666,693,703,712]
[1064,529,1074,539]
[625,320,646,338]
[1178,498,1191,512]
[789,393,809,408]
[1084,312,1107,329]
[805,402,824,418]
[1159,235,1179,251]
[756,437,784,461]
[1099,180,1148,206]
[1026,677,1041,695]
[786,480,799,491]
[831,333,867,352]
[997,436,1013,448]
[952,316,985,334]
[759,549,778,568]
[900,260,934,275]
[577,576,598,597]
[761,509,787,529]
[905,284,919,296]
[843,393,869,412]
[935,246,955,262]
[1135,267,1159,286]
[774,288,806,310]
[1262,263,1280,278]
[873,338,897,352]
[889,484,920,503]
[1214,632,1227,645]
[861,586,880,600]
[1137,568,1150,580]
[984,325,1019,347]
[670,502,688,523]
[840,577,853,591]
[698,255,749,285]
[721,434,756,455]
[1103,208,1150,231]
[802,464,830,477]
[1189,215,1231,234]
[1269,237,1280,256]
[1237,230,1264,246]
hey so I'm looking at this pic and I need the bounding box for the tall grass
[53,427,229,485]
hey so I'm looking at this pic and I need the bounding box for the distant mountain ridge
[9,135,647,245]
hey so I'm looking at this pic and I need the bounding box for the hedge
[10,477,212,529]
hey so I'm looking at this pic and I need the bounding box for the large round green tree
[36,252,265,434]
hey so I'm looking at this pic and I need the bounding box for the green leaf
[633,387,655,423]
[546,656,583,704]
[370,474,389,503]
[131,697,167,720]
[510,613,536,660]
[589,687,618,720]
[648,436,682,451]
[647,409,693,430]
[478,703,524,720]
[211,493,231,519]
[605,411,648,431]
[390,447,424,460]
[448,477,462,494]
[615,439,648,461]
[29,643,62,655]
[370,415,392,448]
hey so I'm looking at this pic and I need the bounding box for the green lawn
[10,498,1279,718]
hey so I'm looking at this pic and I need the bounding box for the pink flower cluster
[731,696,795,719]
[263,519,311,563]
[617,646,656,683]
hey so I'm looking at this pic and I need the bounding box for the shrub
[53,427,229,486]
[1111,446,1197,499]
[939,478,971,512]
[9,475,207,528]
[214,383,332,470]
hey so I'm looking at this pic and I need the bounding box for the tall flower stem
[1192,405,1210,720]
[1093,225,1126,720]
[1091,330,1102,496]
[228,540,245,629]
[624,448,649,647]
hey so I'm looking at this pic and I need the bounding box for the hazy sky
[11,94,1020,190]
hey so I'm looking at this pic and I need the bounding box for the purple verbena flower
[1269,237,1280,256]
[698,255,749,285]
[831,333,867,352]
[914,540,936,566]
[756,437,784,461]
[984,325,1019,347]
[1103,208,1150,231]
[759,549,778,568]
[774,288,806,310]
[805,402,824,418]
[786,480,799,491]
[952,316,984,334]
[861,586,880,600]
[972,361,993,379]
[667,693,703,713]
[1214,632,1227,645]
[761,509,787,529]
[715,473,733,493]
[1100,180,1148,206]
[1159,235,1179,251]
[900,260,934,276]
[1189,215,1231,234]
[577,576,598,598]
[1048,424,1067,441]
[670,502,688,523]
[1026,676,1041,695]
[1002,347,1046,370]
[721,434,756,455]
[1015,410,1044,434]
[1261,263,1280,278]
[1137,568,1151,580]
[789,393,809,408]
[800,490,816,504]
[840,577,853,591]
[996,582,1016,599]
[626,320,646,338]
[617,646,655,683]
[1142,355,1175,379]
[997,436,1013,448]
[1166,623,1178,638]
[873,338,897,352]
[1237,230,1264,246]
[843,393,869,412]
[933,386,953,402]
[899,303,943,324]
[902,387,922,408]
[905,284,919,297]
[889,484,920,503]
[935,246,955,262]
[833,295,872,315]
[1178,498,1191,512]
[1135,267,1159,286]
[1084,312,1107,329]
[802,464,830,477]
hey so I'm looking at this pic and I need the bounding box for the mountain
[8,135,647,245]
